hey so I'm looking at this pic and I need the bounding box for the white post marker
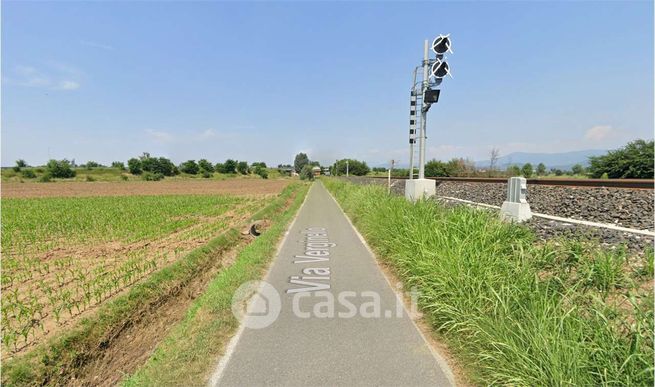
[500,177,532,222]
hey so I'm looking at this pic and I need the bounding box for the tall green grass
[323,179,653,386]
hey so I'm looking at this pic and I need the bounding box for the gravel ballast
[341,176,654,252]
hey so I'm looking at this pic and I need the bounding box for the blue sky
[2,1,653,167]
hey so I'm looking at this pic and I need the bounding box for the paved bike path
[211,182,453,386]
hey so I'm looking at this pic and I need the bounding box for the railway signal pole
[405,34,452,201]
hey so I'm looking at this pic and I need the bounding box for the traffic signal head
[430,59,450,79]
[432,35,452,55]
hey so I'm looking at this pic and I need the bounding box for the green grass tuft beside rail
[323,178,653,386]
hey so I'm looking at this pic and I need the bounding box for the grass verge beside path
[122,183,309,386]
[323,178,653,386]
[2,183,308,386]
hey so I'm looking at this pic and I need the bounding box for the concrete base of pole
[405,178,436,202]
[500,201,532,222]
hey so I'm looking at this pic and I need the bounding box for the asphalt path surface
[211,182,454,386]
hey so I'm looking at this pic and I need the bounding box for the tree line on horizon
[7,139,653,181]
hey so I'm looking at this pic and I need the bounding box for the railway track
[369,176,654,189]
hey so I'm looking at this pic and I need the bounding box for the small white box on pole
[500,177,532,222]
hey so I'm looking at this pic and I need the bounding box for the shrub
[128,158,142,175]
[38,174,52,183]
[12,165,21,172]
[198,159,214,173]
[179,160,200,175]
[46,159,76,178]
[237,161,249,175]
[201,170,212,178]
[112,161,126,170]
[588,139,654,178]
[120,175,129,181]
[85,175,96,182]
[300,165,314,181]
[425,159,453,177]
[142,172,164,181]
[21,169,36,179]
[83,161,102,169]
[254,166,268,179]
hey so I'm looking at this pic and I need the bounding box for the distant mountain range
[374,149,609,170]
[475,149,608,170]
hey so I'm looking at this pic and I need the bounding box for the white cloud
[58,80,80,90]
[5,64,82,91]
[584,125,613,142]
[145,129,174,143]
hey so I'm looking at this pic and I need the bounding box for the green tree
[252,162,267,169]
[140,156,177,176]
[218,159,238,174]
[16,159,27,168]
[536,163,546,176]
[46,159,76,178]
[179,160,200,175]
[237,161,249,174]
[128,158,142,175]
[571,163,585,175]
[198,159,215,173]
[521,163,533,178]
[588,139,654,178]
[294,153,309,173]
[507,165,521,177]
[332,159,370,176]
[112,161,126,170]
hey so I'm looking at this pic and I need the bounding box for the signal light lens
[432,35,451,54]
[431,60,449,79]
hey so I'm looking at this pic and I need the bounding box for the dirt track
[1,179,291,198]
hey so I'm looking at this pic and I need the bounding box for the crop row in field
[1,194,268,355]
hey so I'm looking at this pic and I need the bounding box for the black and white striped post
[408,91,418,179]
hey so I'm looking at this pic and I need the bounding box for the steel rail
[366,176,654,189]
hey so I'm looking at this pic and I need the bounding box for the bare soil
[2,179,291,199]
[74,235,252,387]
